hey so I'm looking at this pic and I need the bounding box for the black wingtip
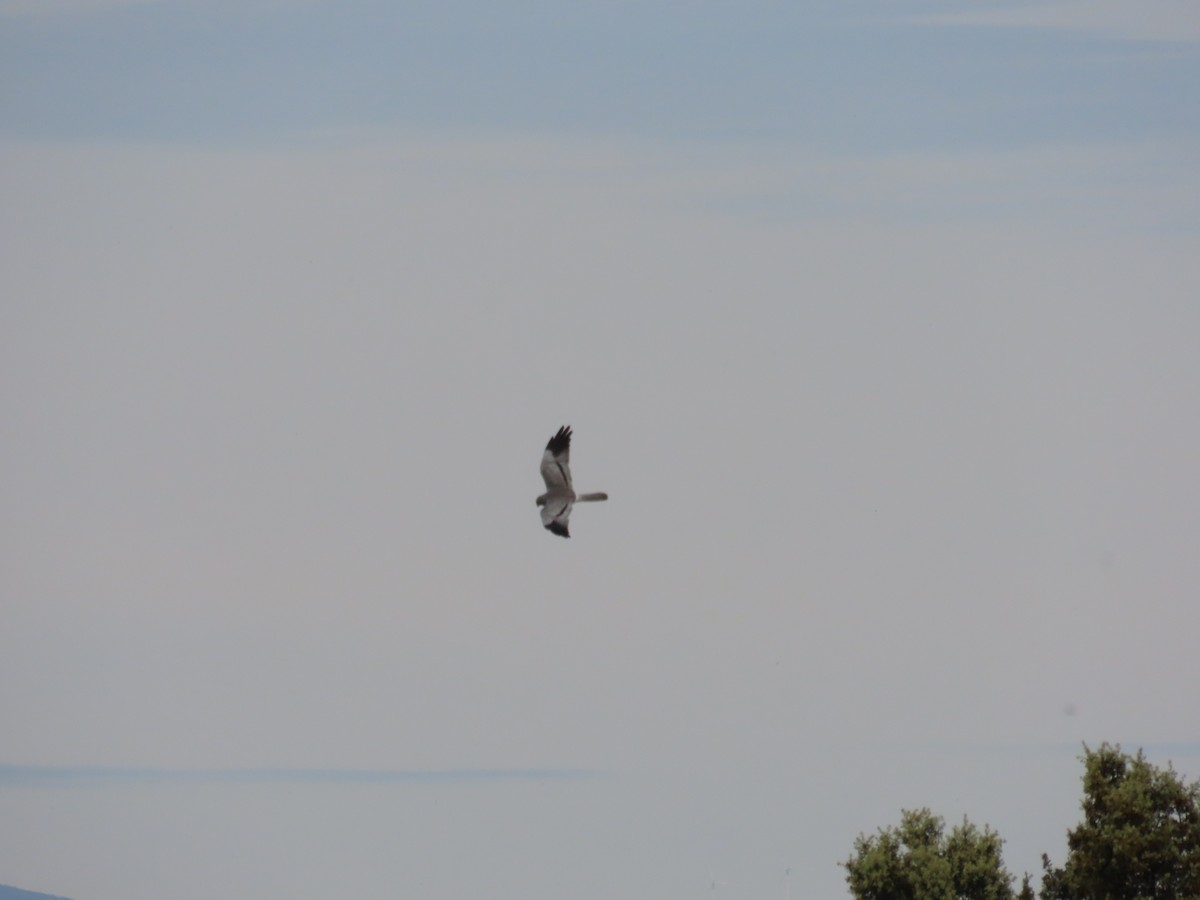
[545,521,571,538]
[545,425,572,455]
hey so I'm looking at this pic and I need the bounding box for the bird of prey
[536,425,608,538]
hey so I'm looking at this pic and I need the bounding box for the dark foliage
[1040,743,1200,900]
[844,807,1026,900]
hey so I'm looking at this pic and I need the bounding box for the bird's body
[537,425,607,537]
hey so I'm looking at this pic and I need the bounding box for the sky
[2,1,1199,898]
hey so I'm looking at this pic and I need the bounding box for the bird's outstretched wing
[540,496,573,538]
[540,425,573,494]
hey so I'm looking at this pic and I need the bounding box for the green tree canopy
[844,807,1033,900]
[1041,743,1200,900]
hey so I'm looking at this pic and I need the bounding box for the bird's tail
[576,492,608,502]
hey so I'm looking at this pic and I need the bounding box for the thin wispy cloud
[0,0,157,17]
[626,138,1200,232]
[2,2,1195,149]
[944,741,1200,761]
[0,764,600,788]
[921,0,1200,43]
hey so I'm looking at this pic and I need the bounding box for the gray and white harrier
[536,425,608,538]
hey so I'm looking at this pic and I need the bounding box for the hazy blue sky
[2,2,1199,898]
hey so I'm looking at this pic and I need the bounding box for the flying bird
[536,425,608,538]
